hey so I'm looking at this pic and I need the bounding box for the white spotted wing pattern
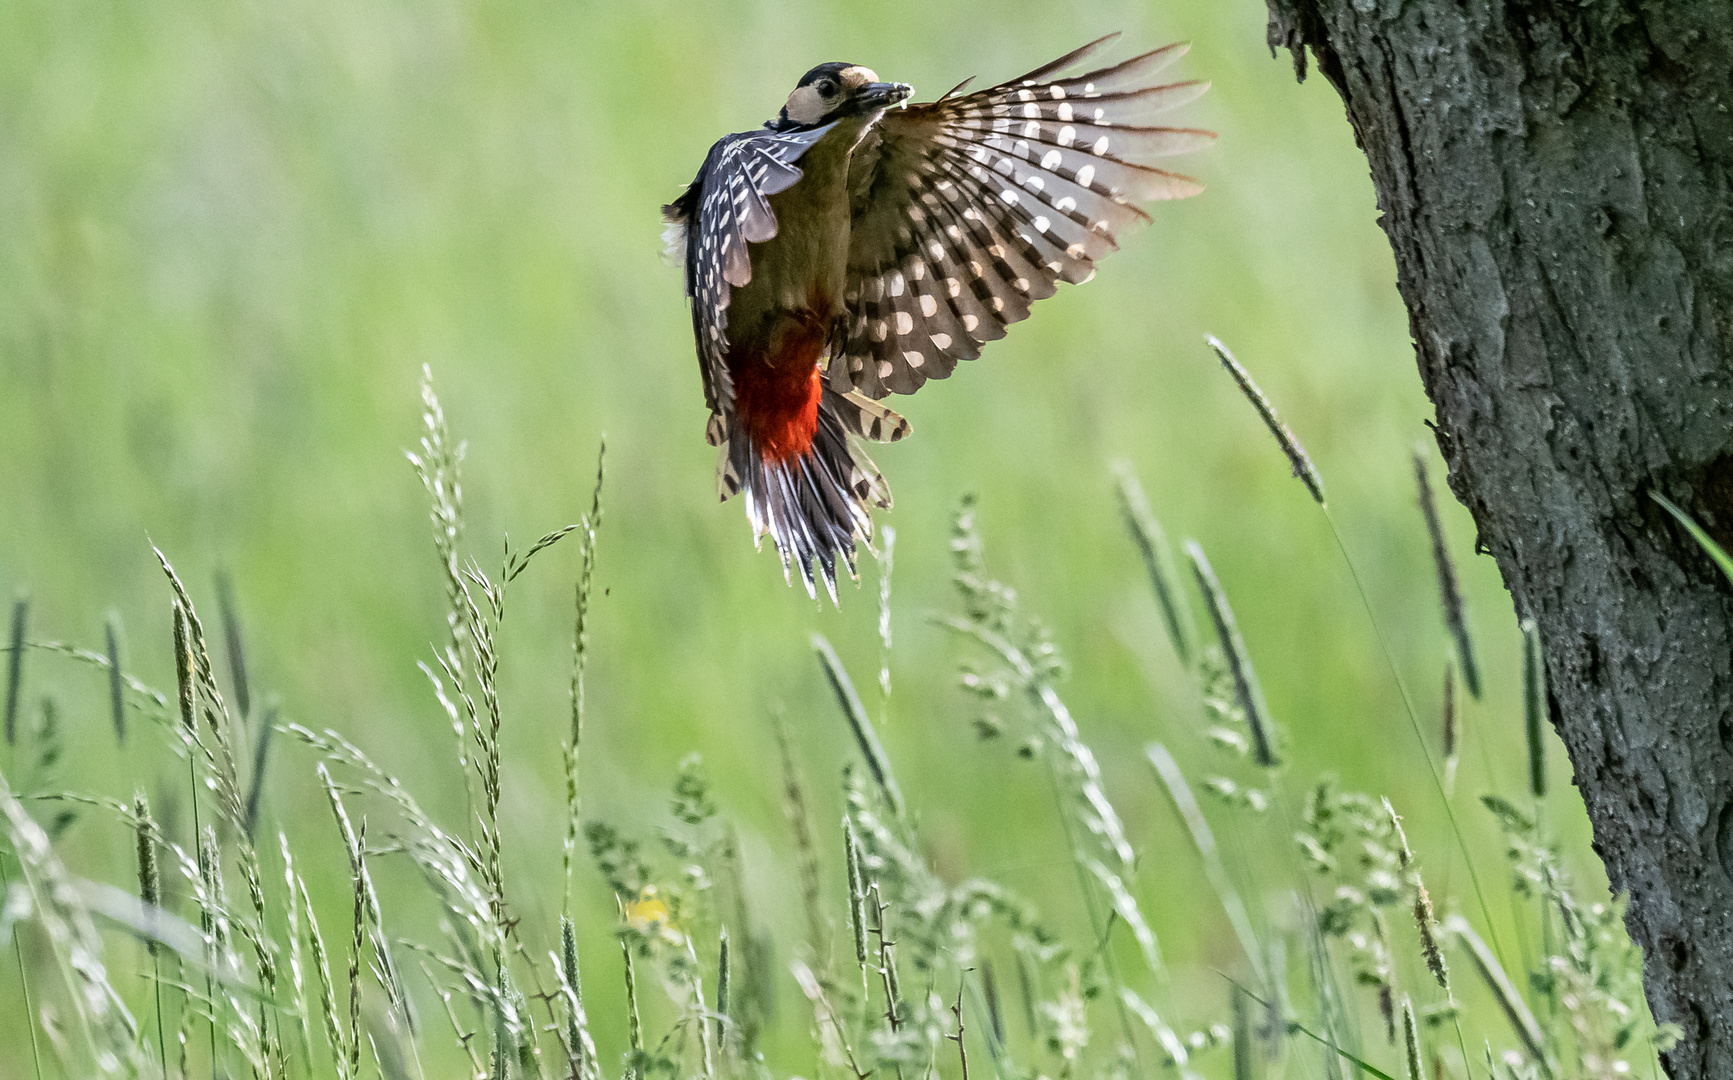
[668,122,839,418]
[832,36,1211,399]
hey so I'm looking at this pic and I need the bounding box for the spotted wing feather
[834,37,1211,399]
[666,123,838,417]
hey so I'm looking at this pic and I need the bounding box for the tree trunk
[1258,1,1733,1075]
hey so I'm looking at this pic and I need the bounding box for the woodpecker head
[775,63,912,129]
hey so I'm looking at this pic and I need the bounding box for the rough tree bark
[1258,2,1733,1076]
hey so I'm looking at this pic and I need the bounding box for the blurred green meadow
[0,0,1601,1074]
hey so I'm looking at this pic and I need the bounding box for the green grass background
[0,0,1596,1072]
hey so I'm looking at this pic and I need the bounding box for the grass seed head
[3,593,26,746]
[1186,540,1278,768]
[1206,335,1325,506]
[1401,994,1422,1080]
[1413,449,1482,699]
[1522,619,1548,799]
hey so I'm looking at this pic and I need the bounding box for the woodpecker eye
[815,79,837,97]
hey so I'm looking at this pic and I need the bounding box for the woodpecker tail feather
[715,390,905,602]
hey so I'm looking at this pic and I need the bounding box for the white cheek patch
[784,85,826,125]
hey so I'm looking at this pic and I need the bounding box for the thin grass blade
[1652,491,1733,584]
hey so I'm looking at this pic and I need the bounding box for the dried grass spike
[1414,883,1449,994]
[299,875,347,1079]
[1521,619,1547,799]
[773,711,826,957]
[813,634,904,816]
[173,602,197,735]
[346,821,366,1080]
[1414,449,1482,699]
[1400,995,1421,1080]
[844,817,869,967]
[715,927,730,1055]
[1383,797,1413,870]
[1114,463,1195,665]
[622,936,643,1073]
[1441,661,1458,796]
[215,571,250,720]
[1447,915,1544,1063]
[1231,982,1253,1080]
[105,614,126,746]
[5,593,28,745]
[1206,335,1325,505]
[1186,540,1278,767]
[133,791,161,943]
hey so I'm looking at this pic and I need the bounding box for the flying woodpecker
[663,35,1210,600]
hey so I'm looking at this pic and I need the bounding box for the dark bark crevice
[1261,3,1733,1077]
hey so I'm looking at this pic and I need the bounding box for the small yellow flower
[623,886,682,945]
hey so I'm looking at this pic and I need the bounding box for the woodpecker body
[720,116,862,462]
[665,39,1211,599]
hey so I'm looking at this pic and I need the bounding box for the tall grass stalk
[1145,743,1265,986]
[2,772,140,1075]
[844,815,870,997]
[170,596,221,1074]
[280,833,315,1067]
[244,704,276,839]
[714,927,730,1061]
[773,710,827,959]
[1399,994,1421,1080]
[1440,662,1458,797]
[623,937,643,1080]
[158,556,276,971]
[877,525,895,705]
[555,915,600,1080]
[1318,509,1509,967]
[1200,337,1508,969]
[4,594,26,746]
[134,790,168,1080]
[563,440,606,913]
[938,497,1153,1058]
[1446,914,1548,1073]
[105,615,126,746]
[214,571,251,722]
[1115,465,1194,666]
[303,873,346,1074]
[346,820,367,1080]
[1,846,45,1080]
[318,764,409,1026]
[0,371,1681,1080]
[813,634,903,818]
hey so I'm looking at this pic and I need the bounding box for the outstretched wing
[665,123,838,421]
[832,36,1211,399]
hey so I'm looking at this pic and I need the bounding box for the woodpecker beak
[858,81,913,111]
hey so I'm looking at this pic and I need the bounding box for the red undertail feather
[730,318,827,464]
[717,318,903,602]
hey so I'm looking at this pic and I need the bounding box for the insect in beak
[857,81,913,110]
